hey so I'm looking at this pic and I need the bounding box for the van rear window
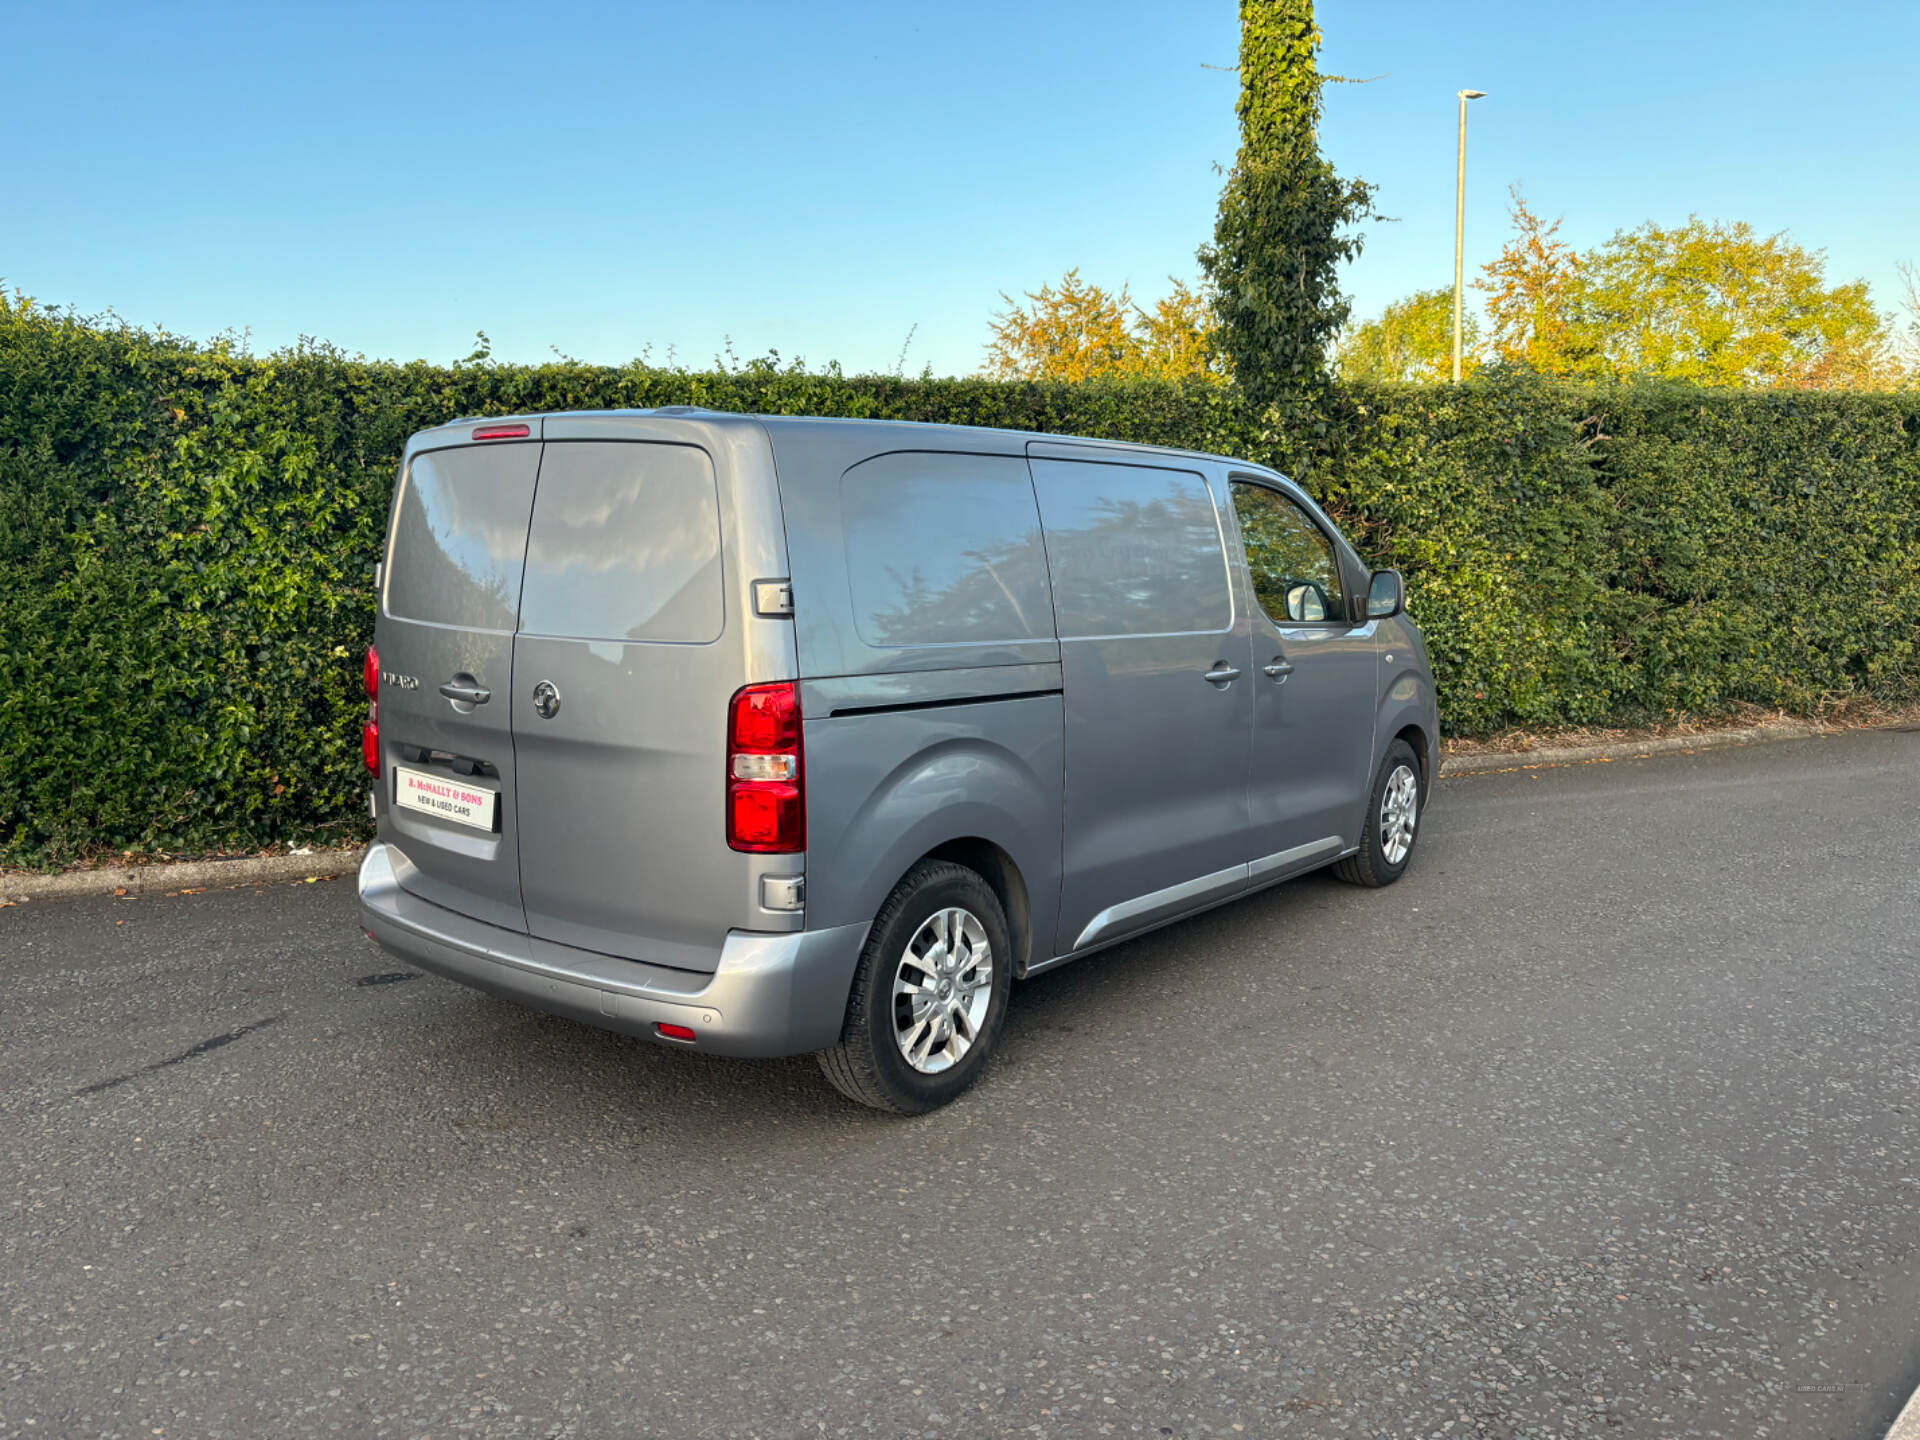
[841,452,1054,648]
[384,443,540,632]
[517,442,724,644]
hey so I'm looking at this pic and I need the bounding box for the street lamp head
[1460,89,1487,100]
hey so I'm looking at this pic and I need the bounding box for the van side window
[841,452,1054,647]
[518,442,724,644]
[1031,459,1232,638]
[1231,481,1345,625]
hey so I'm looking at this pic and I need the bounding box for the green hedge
[2,295,1916,865]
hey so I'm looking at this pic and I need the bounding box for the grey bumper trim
[356,843,869,1058]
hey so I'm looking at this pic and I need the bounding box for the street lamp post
[1453,89,1487,383]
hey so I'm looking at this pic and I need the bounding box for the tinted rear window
[384,442,540,632]
[1030,458,1231,638]
[841,452,1054,647]
[517,442,724,644]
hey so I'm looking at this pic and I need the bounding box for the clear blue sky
[5,1,1915,376]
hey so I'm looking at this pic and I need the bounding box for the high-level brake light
[472,423,531,441]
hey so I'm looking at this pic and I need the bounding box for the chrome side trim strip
[1247,834,1345,882]
[1022,950,1077,977]
[1070,862,1249,952]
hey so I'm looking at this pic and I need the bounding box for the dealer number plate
[393,766,499,832]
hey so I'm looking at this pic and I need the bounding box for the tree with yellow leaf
[1475,186,1596,376]
[1897,261,1920,379]
[982,270,1221,382]
[1133,279,1223,381]
[1581,217,1899,389]
[1335,288,1477,383]
[1475,191,1902,389]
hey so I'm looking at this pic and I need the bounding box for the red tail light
[472,423,531,441]
[362,645,381,779]
[726,682,803,852]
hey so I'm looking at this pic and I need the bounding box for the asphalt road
[4,730,1919,1440]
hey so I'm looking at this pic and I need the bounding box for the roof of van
[426,406,1285,480]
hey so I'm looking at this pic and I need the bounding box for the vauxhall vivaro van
[357,410,1438,1111]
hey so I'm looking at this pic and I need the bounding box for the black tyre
[816,860,1012,1114]
[1333,739,1423,888]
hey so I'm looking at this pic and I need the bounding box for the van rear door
[510,435,770,973]
[375,430,541,933]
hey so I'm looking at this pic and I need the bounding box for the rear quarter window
[517,442,724,644]
[841,452,1054,647]
[1030,459,1232,638]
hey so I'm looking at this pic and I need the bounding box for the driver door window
[1231,481,1345,624]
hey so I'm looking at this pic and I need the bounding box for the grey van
[357,411,1438,1112]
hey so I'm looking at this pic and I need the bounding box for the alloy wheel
[891,907,993,1074]
[1381,764,1419,866]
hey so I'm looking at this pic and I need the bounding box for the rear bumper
[356,842,868,1058]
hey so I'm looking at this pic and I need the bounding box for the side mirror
[1286,582,1328,622]
[1366,569,1405,620]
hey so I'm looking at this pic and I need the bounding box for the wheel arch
[1374,667,1439,803]
[1392,720,1435,798]
[799,708,1064,969]
[921,836,1035,979]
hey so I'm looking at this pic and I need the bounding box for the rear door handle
[1203,663,1242,686]
[1264,658,1295,680]
[438,680,492,705]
